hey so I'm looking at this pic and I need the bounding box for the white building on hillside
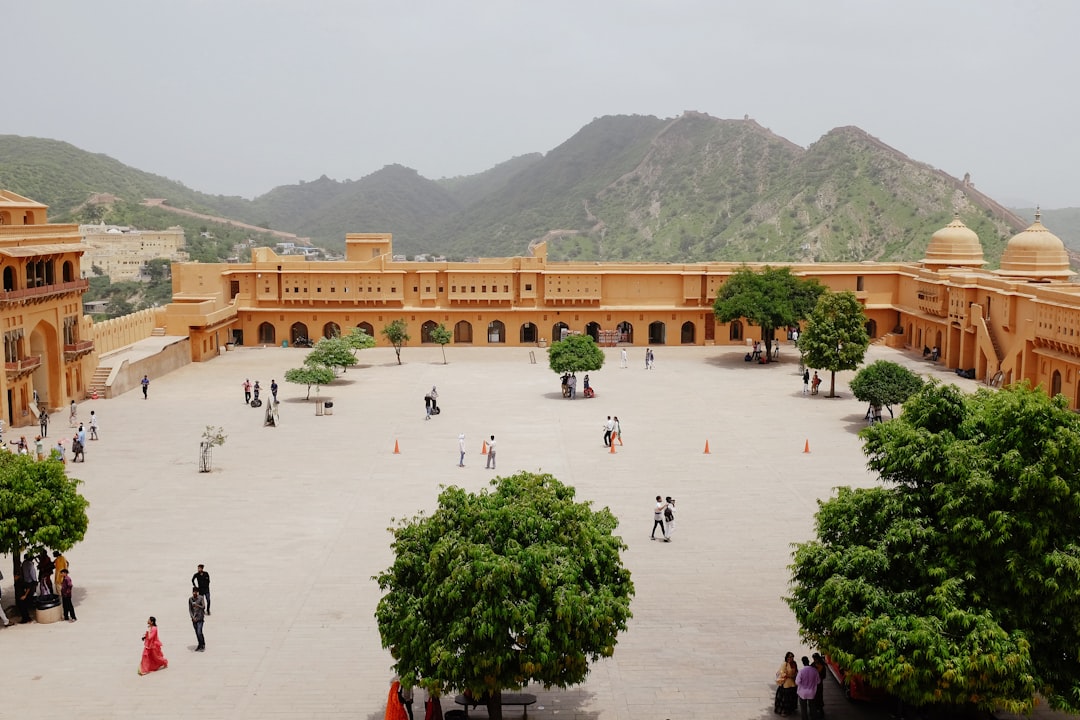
[80,223,189,281]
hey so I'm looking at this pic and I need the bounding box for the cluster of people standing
[650,495,676,542]
[602,416,622,447]
[2,549,75,626]
[774,651,826,718]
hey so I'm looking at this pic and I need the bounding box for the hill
[0,116,1045,266]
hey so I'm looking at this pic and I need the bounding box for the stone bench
[452,692,537,718]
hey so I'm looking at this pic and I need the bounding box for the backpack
[664,507,674,522]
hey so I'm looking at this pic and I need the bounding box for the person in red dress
[139,616,168,675]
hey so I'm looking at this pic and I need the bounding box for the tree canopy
[848,360,925,418]
[0,453,89,574]
[429,323,452,364]
[547,333,605,375]
[787,382,1080,714]
[305,336,358,374]
[797,290,870,397]
[283,366,335,400]
[713,266,824,361]
[382,319,410,365]
[375,472,634,719]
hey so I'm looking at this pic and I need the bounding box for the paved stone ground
[0,342,1064,719]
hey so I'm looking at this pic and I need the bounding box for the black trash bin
[34,593,62,623]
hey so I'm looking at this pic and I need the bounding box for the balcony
[64,339,95,362]
[5,355,41,379]
[0,278,90,306]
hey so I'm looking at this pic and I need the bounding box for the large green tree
[797,290,870,397]
[788,382,1080,714]
[304,336,358,374]
[713,266,824,362]
[848,359,925,418]
[547,333,605,375]
[382,319,410,365]
[0,453,89,576]
[375,472,634,719]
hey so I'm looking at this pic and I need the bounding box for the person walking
[243,379,252,404]
[796,655,821,720]
[645,348,651,369]
[485,435,496,470]
[603,416,614,447]
[811,371,821,396]
[39,407,49,438]
[189,587,206,652]
[0,577,11,627]
[613,416,623,446]
[663,497,675,542]
[89,410,98,440]
[803,368,810,395]
[34,435,44,461]
[59,568,77,622]
[650,496,668,540]
[141,375,150,399]
[69,400,78,427]
[270,379,278,403]
[139,617,168,674]
[620,348,628,368]
[77,423,87,453]
[71,434,84,463]
[192,564,211,615]
[53,439,66,464]
[458,433,466,468]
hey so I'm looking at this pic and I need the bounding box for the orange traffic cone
[703,440,711,454]
[481,441,488,455]
[803,439,810,454]
[393,439,401,454]
[609,441,616,454]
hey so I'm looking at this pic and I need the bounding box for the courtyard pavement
[0,342,1062,719]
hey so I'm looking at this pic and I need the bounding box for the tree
[713,266,824,362]
[787,382,1080,714]
[848,360,925,418]
[343,327,376,359]
[382,319,410,365]
[142,258,172,282]
[797,290,869,397]
[430,323,452,364]
[375,472,634,719]
[0,453,89,576]
[284,366,334,400]
[547,333,605,375]
[304,336,358,374]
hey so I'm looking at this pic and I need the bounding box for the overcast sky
[4,0,1078,208]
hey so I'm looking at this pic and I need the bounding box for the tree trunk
[486,689,504,720]
[441,345,447,364]
[305,385,312,400]
[828,370,837,398]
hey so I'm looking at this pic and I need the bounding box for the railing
[5,355,41,373]
[64,340,95,354]
[0,278,89,303]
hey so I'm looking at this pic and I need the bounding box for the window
[452,286,457,293]
[525,283,532,291]
[482,286,487,293]
[471,286,476,293]
[504,285,509,293]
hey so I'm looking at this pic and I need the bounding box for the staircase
[151,327,166,337]
[87,366,111,399]
[983,319,1005,364]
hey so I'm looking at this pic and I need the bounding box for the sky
[3,0,1079,208]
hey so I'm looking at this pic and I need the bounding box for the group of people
[774,651,826,719]
[650,495,676,542]
[7,412,96,464]
[243,378,279,406]
[138,563,212,675]
[802,370,822,395]
[1,549,75,626]
[424,386,439,419]
[602,416,622,447]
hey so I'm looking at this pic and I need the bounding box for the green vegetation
[788,382,1080,714]
[713,267,824,360]
[848,360,925,418]
[428,322,452,364]
[375,471,633,718]
[304,337,358,374]
[797,291,870,397]
[283,366,335,400]
[381,319,410,365]
[547,333,605,375]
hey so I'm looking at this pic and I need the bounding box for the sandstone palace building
[5,188,1080,426]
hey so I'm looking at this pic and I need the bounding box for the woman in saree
[139,616,168,675]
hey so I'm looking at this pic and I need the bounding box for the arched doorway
[552,322,569,342]
[421,320,438,343]
[907,323,913,345]
[729,321,743,342]
[357,322,374,337]
[617,321,634,344]
[520,323,537,344]
[323,322,341,339]
[934,330,943,352]
[2,267,14,291]
[454,320,473,343]
[487,320,506,344]
[916,328,923,348]
[864,319,877,339]
[680,321,695,344]
[258,322,276,345]
[585,322,601,343]
[648,321,666,345]
[62,261,74,282]
[29,322,57,408]
[1052,370,1063,398]
[290,322,309,345]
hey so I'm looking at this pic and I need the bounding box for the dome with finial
[997,208,1073,280]
[922,213,984,269]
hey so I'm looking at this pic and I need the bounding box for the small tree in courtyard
[788,382,1080,714]
[284,366,335,400]
[0,452,89,577]
[382,319,410,365]
[849,360,924,419]
[344,327,376,360]
[305,336,358,374]
[429,323,452,364]
[798,291,869,397]
[547,333,604,376]
[375,472,634,720]
[713,266,824,362]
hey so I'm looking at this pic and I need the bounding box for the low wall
[106,338,191,398]
[91,308,166,357]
